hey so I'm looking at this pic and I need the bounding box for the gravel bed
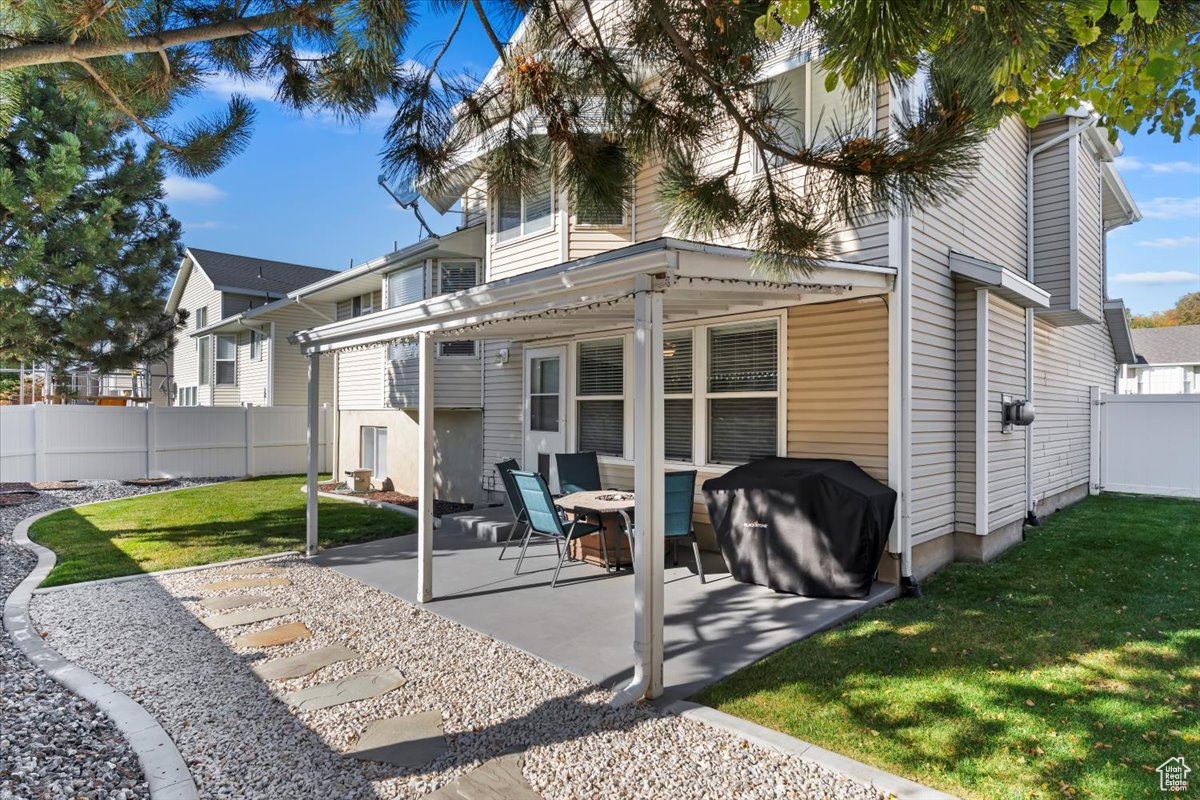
[31,557,885,800]
[1,478,224,800]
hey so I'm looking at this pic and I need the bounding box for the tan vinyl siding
[238,330,270,405]
[954,285,978,533]
[173,263,223,404]
[1031,119,1073,310]
[1033,317,1115,501]
[480,339,525,494]
[1076,142,1104,321]
[488,227,560,281]
[261,303,334,406]
[462,177,487,228]
[785,298,888,482]
[386,352,482,409]
[987,294,1028,528]
[568,223,633,260]
[909,114,1031,542]
[338,346,384,409]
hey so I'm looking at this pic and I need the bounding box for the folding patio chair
[494,459,528,560]
[511,470,602,587]
[555,451,602,495]
[615,470,705,583]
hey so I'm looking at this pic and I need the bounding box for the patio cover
[290,236,896,704]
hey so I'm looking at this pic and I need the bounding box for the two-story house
[272,225,485,499]
[165,248,338,407]
[289,18,1141,600]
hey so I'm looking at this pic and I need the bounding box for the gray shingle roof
[1131,324,1200,365]
[188,248,338,297]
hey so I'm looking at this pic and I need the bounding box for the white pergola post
[612,274,665,705]
[417,331,435,603]
[305,352,320,556]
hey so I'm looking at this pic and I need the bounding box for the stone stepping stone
[284,666,406,712]
[253,643,361,681]
[202,606,298,630]
[200,577,291,591]
[346,711,446,767]
[422,754,541,799]
[234,622,311,649]
[197,594,272,611]
[220,565,288,576]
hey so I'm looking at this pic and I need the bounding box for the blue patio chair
[494,459,528,561]
[555,451,602,495]
[615,470,705,583]
[511,470,602,587]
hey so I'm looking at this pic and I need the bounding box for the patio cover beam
[612,274,666,705]
[417,331,435,603]
[305,353,319,557]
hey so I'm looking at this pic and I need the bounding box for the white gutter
[1024,115,1099,522]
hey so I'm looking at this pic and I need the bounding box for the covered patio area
[312,523,898,703]
[293,236,903,705]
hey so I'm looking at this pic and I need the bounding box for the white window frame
[359,425,387,479]
[177,386,197,406]
[386,263,427,309]
[249,329,263,361]
[559,309,787,471]
[197,336,210,386]
[194,306,207,329]
[703,317,784,465]
[753,61,875,173]
[493,170,555,245]
[572,179,631,228]
[214,334,237,386]
[352,293,374,317]
[662,328,696,464]
[438,339,478,359]
[436,259,480,295]
[575,335,628,458]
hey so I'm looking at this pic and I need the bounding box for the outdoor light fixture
[495,347,510,366]
[1001,394,1036,434]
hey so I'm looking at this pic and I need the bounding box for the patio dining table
[556,490,635,571]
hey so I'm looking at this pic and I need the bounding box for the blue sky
[160,12,1200,315]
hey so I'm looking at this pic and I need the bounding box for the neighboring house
[165,248,338,407]
[290,12,1142,586]
[274,225,485,501]
[1119,325,1200,394]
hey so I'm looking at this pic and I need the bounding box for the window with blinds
[663,330,694,461]
[438,261,478,294]
[495,169,553,242]
[577,338,624,457]
[575,183,628,226]
[387,265,425,308]
[707,320,779,464]
[439,340,477,357]
[215,335,236,385]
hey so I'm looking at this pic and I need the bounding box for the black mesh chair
[555,451,602,495]
[495,459,528,560]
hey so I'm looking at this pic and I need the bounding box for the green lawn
[697,494,1200,800]
[30,475,414,587]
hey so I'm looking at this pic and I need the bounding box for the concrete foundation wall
[337,408,483,505]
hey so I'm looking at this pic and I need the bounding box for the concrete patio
[313,509,898,703]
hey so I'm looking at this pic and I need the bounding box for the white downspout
[1024,115,1098,523]
[898,209,916,595]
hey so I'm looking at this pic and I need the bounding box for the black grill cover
[702,457,896,598]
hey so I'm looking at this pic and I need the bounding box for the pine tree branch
[71,58,185,155]
[66,0,120,46]
[471,0,507,63]
[0,9,300,71]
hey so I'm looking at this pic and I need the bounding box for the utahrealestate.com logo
[1157,756,1191,792]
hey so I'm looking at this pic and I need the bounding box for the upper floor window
[438,261,479,294]
[353,293,374,316]
[495,170,553,243]
[249,329,263,361]
[387,265,425,308]
[197,336,210,385]
[756,62,872,168]
[575,186,629,227]
[194,306,208,329]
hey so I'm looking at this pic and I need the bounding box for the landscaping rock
[422,754,541,800]
[253,643,361,681]
[201,605,298,630]
[347,711,447,767]
[234,622,311,649]
[197,593,273,611]
[285,666,407,711]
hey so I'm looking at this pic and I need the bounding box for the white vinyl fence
[0,404,330,483]
[1090,389,1200,498]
